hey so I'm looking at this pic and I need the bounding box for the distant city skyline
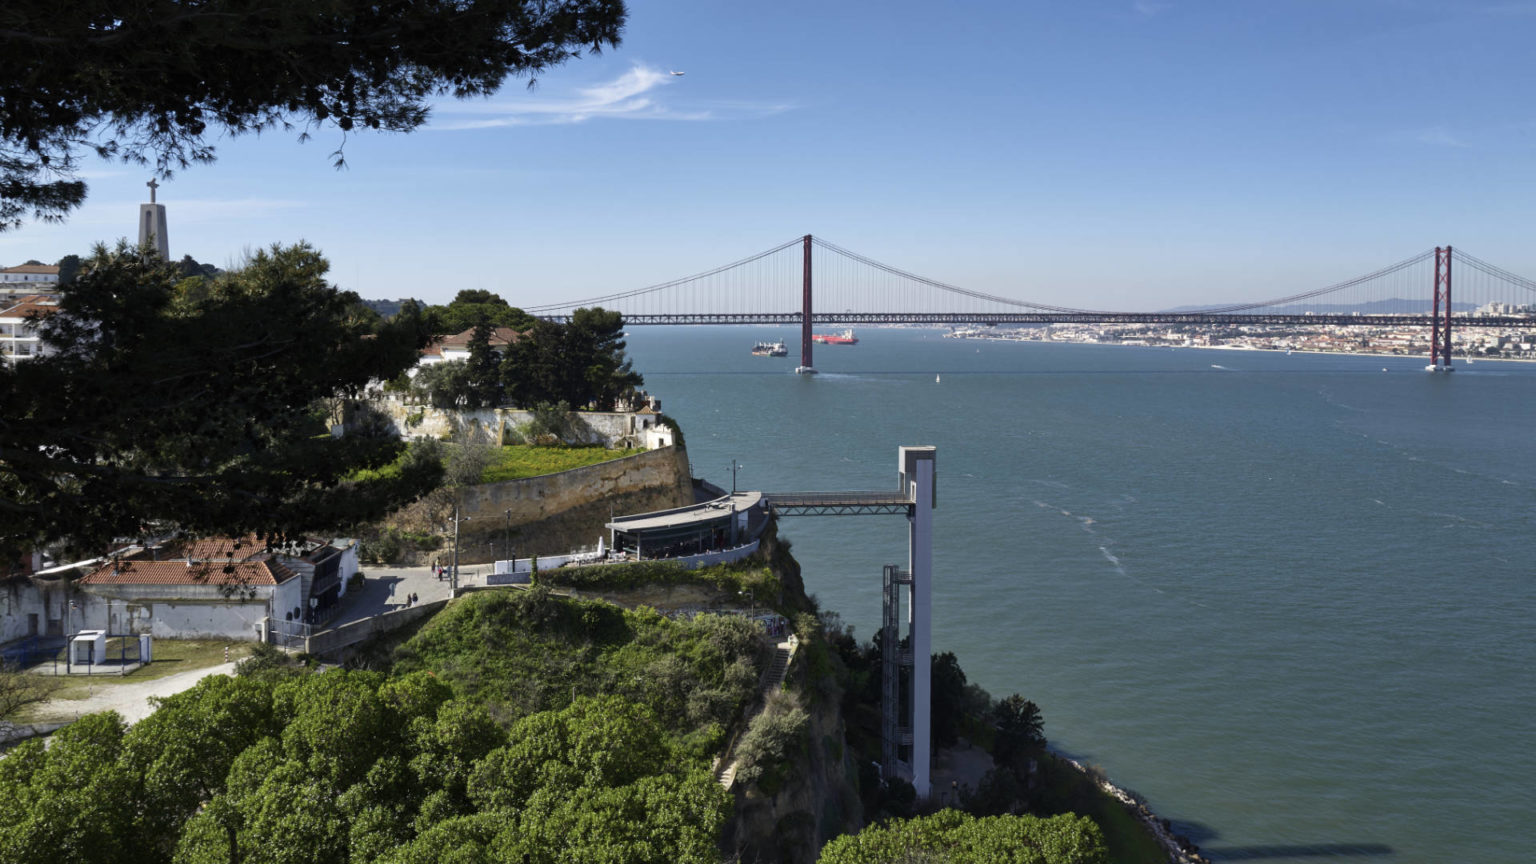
[2,1,1534,310]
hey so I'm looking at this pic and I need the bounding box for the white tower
[901,445,936,798]
[138,179,169,260]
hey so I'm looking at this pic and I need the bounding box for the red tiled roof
[0,297,58,319]
[438,326,523,350]
[1,264,59,275]
[79,534,310,586]
[80,558,297,587]
[173,534,267,561]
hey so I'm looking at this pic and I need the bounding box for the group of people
[403,592,420,608]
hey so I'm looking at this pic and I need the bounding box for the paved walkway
[327,564,481,629]
[930,739,995,806]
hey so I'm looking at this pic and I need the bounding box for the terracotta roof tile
[0,298,58,319]
[438,326,523,350]
[80,558,296,587]
[81,534,314,587]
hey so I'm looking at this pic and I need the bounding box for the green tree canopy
[464,322,505,408]
[817,809,1108,864]
[54,253,80,285]
[422,290,536,336]
[504,307,641,411]
[993,694,1047,770]
[0,242,443,558]
[0,0,627,229]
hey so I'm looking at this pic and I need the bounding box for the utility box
[139,634,153,663]
[71,629,107,665]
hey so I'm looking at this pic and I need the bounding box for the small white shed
[71,629,107,665]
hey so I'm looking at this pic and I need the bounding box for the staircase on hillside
[714,637,797,789]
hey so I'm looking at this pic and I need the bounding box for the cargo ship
[751,340,788,357]
[811,329,858,345]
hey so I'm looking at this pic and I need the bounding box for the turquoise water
[626,327,1536,863]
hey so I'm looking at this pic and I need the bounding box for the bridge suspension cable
[521,234,1536,324]
[522,235,804,314]
[1453,248,1536,297]
[1192,248,1437,314]
[809,236,1094,314]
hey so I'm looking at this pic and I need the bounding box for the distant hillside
[360,298,415,318]
[1164,298,1478,315]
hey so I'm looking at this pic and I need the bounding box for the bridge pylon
[1428,246,1454,373]
[796,234,816,374]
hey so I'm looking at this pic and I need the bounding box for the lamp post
[66,599,76,673]
[448,502,470,592]
[504,508,512,568]
[730,459,744,494]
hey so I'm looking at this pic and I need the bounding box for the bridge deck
[763,491,913,516]
[542,312,1536,328]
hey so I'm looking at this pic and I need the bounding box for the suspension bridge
[526,236,1536,372]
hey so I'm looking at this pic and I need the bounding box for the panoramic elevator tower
[882,446,936,797]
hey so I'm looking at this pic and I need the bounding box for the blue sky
[4,0,1534,308]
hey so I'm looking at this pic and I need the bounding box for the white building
[0,295,57,363]
[75,535,358,642]
[0,264,59,287]
[414,326,524,371]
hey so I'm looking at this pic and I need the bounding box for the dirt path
[30,662,238,726]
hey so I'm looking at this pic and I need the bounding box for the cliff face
[726,523,865,864]
[451,444,694,562]
[728,679,863,864]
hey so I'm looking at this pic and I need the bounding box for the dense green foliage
[505,308,643,411]
[420,290,537,337]
[393,588,766,743]
[0,243,443,557]
[817,809,1108,864]
[408,305,642,412]
[732,689,808,791]
[0,1,626,228]
[0,589,758,864]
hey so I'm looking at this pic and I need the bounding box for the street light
[730,459,744,494]
[448,502,470,592]
[66,599,77,673]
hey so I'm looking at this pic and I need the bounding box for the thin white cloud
[431,64,781,130]
[1415,127,1471,148]
[1134,1,1171,17]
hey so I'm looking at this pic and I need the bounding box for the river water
[625,326,1535,864]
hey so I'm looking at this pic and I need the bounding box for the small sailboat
[935,374,941,383]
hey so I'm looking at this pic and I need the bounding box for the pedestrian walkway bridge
[761,491,915,516]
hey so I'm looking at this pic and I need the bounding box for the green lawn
[350,444,641,485]
[479,445,641,483]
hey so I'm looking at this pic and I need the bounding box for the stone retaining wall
[451,445,694,561]
[304,598,448,656]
